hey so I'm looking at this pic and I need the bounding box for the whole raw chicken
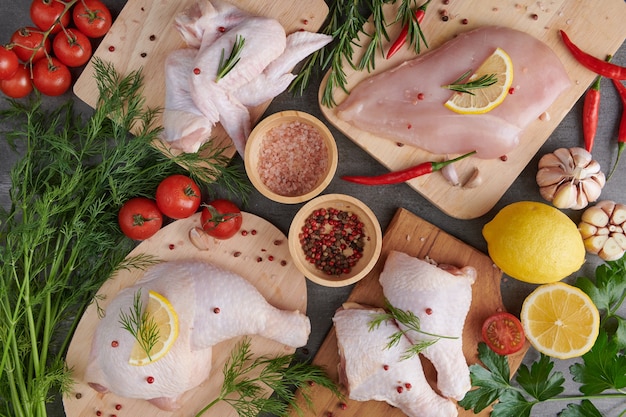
[84,260,310,410]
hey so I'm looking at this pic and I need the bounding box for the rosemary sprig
[356,0,390,72]
[217,35,245,82]
[442,69,498,95]
[395,0,430,55]
[369,300,458,359]
[195,337,342,417]
[118,289,159,360]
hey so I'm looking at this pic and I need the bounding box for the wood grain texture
[63,212,307,417]
[288,208,529,417]
[320,0,626,219]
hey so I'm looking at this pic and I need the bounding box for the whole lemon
[482,201,585,284]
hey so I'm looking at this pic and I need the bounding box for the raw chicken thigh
[379,251,476,401]
[85,260,310,410]
[336,26,571,159]
[333,304,458,417]
[162,0,332,155]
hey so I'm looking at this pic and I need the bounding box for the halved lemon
[444,47,514,115]
[129,290,179,366]
[520,282,599,359]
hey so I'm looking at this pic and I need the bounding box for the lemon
[482,201,585,284]
[520,282,599,359]
[129,290,179,366]
[444,47,514,114]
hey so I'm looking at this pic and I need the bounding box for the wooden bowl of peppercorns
[288,194,382,287]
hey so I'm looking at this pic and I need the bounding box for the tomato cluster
[0,0,112,98]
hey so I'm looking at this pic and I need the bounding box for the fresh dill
[118,289,159,360]
[217,35,245,82]
[442,69,498,95]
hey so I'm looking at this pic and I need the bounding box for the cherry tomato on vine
[30,0,71,34]
[155,174,202,219]
[32,57,71,96]
[481,312,526,356]
[73,0,112,38]
[0,65,33,98]
[52,28,92,67]
[118,197,163,240]
[10,27,51,62]
[200,199,243,239]
[0,46,19,80]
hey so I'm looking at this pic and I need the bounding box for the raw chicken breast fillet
[379,251,476,401]
[333,304,458,417]
[336,26,571,159]
[85,260,310,410]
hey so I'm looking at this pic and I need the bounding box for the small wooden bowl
[244,110,338,204]
[288,194,383,287]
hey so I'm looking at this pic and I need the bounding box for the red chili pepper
[341,151,476,185]
[582,76,601,152]
[608,79,626,179]
[560,30,626,80]
[386,0,431,59]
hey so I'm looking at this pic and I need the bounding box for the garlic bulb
[536,147,605,210]
[579,200,626,261]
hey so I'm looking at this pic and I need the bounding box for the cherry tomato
[30,0,71,34]
[10,27,51,62]
[0,46,19,80]
[0,65,33,98]
[201,199,243,239]
[155,174,202,219]
[72,0,112,38]
[52,28,92,67]
[118,197,163,240]
[481,312,526,356]
[32,57,71,96]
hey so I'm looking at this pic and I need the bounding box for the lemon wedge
[520,282,599,360]
[444,47,514,114]
[129,290,179,366]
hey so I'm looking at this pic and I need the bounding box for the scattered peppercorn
[280,260,287,266]
[96,411,102,416]
[146,376,155,384]
[383,364,389,370]
[397,386,404,393]
[193,67,201,75]
[251,229,257,235]
[108,45,115,52]
[75,392,82,399]
[461,18,469,24]
[273,239,283,245]
[140,52,147,58]
[405,382,413,390]
[531,13,539,20]
[115,404,122,410]
[303,19,309,25]
[218,26,226,32]
[149,34,156,41]
[500,155,508,162]
[339,402,348,410]
[111,340,119,348]
[256,257,263,262]
[417,92,425,100]
[396,142,405,147]
[425,308,433,315]
[233,251,242,257]
[213,307,220,314]
[169,244,175,250]
[441,15,449,21]
[241,230,248,236]
[268,255,274,261]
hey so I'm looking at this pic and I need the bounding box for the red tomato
[481,312,526,356]
[0,46,19,80]
[0,65,33,98]
[52,28,92,67]
[201,199,243,239]
[72,0,112,38]
[32,57,71,96]
[30,0,71,34]
[155,174,202,219]
[118,197,163,240]
[10,27,51,62]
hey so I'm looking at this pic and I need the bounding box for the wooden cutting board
[321,0,626,219]
[73,0,328,157]
[63,212,307,417]
[288,208,529,417]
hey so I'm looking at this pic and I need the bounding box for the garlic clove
[580,179,603,204]
[189,226,212,251]
[583,234,608,254]
[536,166,570,187]
[599,237,624,261]
[538,152,565,169]
[581,206,609,227]
[569,147,593,168]
[539,183,559,201]
[578,222,597,239]
[552,182,578,209]
[613,233,626,250]
[611,203,626,225]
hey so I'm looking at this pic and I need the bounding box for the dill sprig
[118,289,159,360]
[442,69,498,95]
[217,35,245,82]
[195,337,342,417]
[369,301,458,359]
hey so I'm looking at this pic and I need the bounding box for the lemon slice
[129,290,179,366]
[520,282,599,359]
[444,47,514,114]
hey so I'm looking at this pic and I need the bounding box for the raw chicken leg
[333,304,458,417]
[379,251,476,401]
[85,260,310,410]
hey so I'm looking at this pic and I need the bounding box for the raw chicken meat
[84,260,310,410]
[162,0,332,155]
[333,304,458,417]
[379,251,476,401]
[336,26,571,159]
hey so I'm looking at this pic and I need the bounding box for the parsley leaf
[491,390,535,417]
[559,399,604,417]
[516,354,565,400]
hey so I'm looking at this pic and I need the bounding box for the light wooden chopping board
[63,212,307,417]
[73,0,328,157]
[321,0,626,219]
[288,208,529,417]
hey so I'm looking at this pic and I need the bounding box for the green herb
[195,337,342,417]
[118,289,159,361]
[368,300,458,359]
[217,35,245,82]
[394,0,429,56]
[442,69,498,95]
